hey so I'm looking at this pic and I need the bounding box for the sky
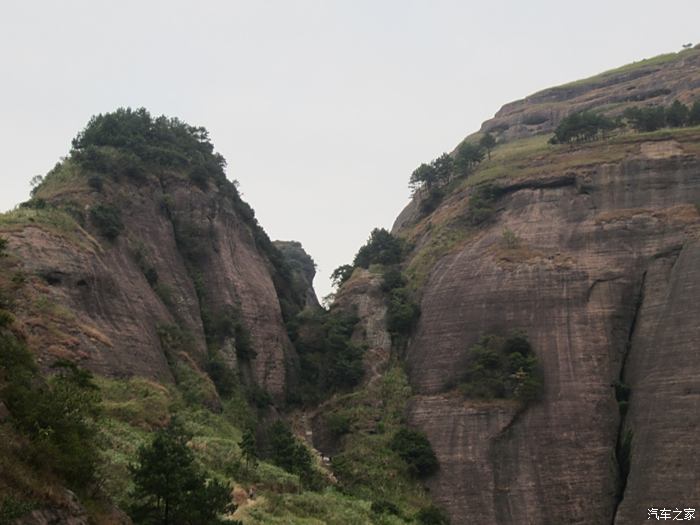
[1,1,699,299]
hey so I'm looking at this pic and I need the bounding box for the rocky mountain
[380,47,700,525]
[2,47,700,524]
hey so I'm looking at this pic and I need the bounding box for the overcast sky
[1,1,698,298]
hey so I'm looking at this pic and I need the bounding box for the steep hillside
[478,45,700,143]
[1,111,302,402]
[383,50,700,525]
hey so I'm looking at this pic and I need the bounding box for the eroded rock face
[478,48,700,142]
[3,172,296,399]
[403,145,700,524]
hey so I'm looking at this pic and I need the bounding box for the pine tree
[479,133,496,160]
[240,428,258,467]
[129,419,235,524]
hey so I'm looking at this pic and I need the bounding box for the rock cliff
[387,55,700,523]
[477,46,700,143]
[1,140,308,403]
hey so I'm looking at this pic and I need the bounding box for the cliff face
[478,47,700,143]
[2,165,301,401]
[397,134,700,523]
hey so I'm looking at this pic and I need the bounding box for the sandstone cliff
[385,54,700,523]
[0,142,308,403]
[477,46,700,143]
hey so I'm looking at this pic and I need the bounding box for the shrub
[549,111,617,144]
[689,101,700,126]
[666,100,689,128]
[420,186,445,215]
[1,336,102,489]
[416,505,451,525]
[467,183,501,225]
[331,264,354,288]
[87,175,103,192]
[0,236,7,257]
[325,412,351,437]
[386,287,420,340]
[353,228,403,269]
[623,106,666,132]
[288,309,362,403]
[381,266,407,293]
[206,354,237,398]
[371,499,401,516]
[501,228,520,249]
[71,107,227,184]
[89,204,123,240]
[454,142,485,176]
[460,333,543,402]
[390,428,439,478]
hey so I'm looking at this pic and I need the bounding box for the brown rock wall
[404,152,700,524]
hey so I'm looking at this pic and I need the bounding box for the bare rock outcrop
[2,171,297,400]
[402,144,700,524]
[477,47,700,143]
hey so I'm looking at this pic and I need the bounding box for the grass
[33,159,87,202]
[320,365,432,516]
[240,488,407,525]
[0,207,97,251]
[554,48,697,90]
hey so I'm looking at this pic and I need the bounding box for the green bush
[467,183,501,225]
[370,499,400,516]
[0,498,36,523]
[0,331,101,490]
[89,204,123,240]
[381,266,407,293]
[390,428,439,478]
[325,412,351,437]
[460,333,543,402]
[416,505,451,525]
[623,106,667,132]
[386,287,420,342]
[549,111,617,144]
[71,107,226,184]
[353,228,403,268]
[288,309,363,403]
[330,264,354,288]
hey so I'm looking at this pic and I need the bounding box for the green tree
[666,100,689,128]
[239,428,258,467]
[390,428,439,478]
[454,142,484,176]
[623,106,666,132]
[353,228,403,268]
[129,419,235,525]
[409,163,438,192]
[479,133,496,160]
[90,204,124,240]
[550,111,616,144]
[330,264,354,288]
[267,421,316,486]
[431,153,454,185]
[689,101,700,126]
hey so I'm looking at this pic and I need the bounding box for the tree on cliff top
[353,228,403,268]
[70,107,227,184]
